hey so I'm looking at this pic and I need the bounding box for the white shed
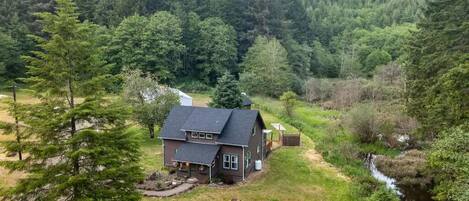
[171,88,193,106]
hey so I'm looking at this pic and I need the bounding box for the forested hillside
[0,0,467,201]
[1,0,423,88]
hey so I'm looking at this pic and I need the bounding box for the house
[159,106,267,183]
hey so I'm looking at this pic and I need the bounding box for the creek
[365,153,433,201]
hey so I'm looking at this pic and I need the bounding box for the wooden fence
[281,133,301,146]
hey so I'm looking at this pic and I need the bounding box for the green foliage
[1,1,144,200]
[194,17,238,84]
[109,12,184,83]
[311,40,338,77]
[429,125,469,201]
[366,186,400,201]
[0,31,22,85]
[122,69,180,139]
[240,36,294,97]
[280,91,297,117]
[364,50,392,74]
[404,0,469,137]
[209,72,242,109]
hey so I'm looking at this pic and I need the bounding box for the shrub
[373,61,403,86]
[304,78,334,102]
[429,125,469,201]
[332,79,366,108]
[353,175,381,198]
[177,80,211,93]
[366,186,400,201]
[343,104,379,143]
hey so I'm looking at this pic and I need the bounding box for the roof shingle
[174,143,220,165]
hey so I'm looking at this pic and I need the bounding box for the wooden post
[12,84,22,161]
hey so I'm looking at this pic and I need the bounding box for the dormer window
[206,133,213,140]
[191,132,198,138]
[198,132,205,138]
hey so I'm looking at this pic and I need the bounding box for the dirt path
[142,183,195,197]
[304,149,350,181]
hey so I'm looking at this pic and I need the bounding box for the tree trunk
[12,84,22,161]
[149,124,155,139]
[68,78,79,199]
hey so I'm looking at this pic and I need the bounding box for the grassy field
[252,96,402,197]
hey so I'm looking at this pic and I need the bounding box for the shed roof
[174,143,220,165]
[241,94,252,106]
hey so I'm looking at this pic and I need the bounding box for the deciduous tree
[240,36,294,97]
[194,17,238,84]
[122,69,179,139]
[280,91,297,117]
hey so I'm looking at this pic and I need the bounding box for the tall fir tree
[0,0,143,200]
[404,0,469,137]
[209,72,243,109]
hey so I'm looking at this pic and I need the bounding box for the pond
[365,153,434,201]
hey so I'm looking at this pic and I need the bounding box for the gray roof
[217,110,259,145]
[180,107,232,134]
[159,106,194,140]
[174,143,220,165]
[159,106,265,146]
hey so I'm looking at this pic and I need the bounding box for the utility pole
[12,83,22,161]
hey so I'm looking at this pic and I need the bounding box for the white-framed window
[223,154,238,170]
[198,132,205,138]
[191,132,198,138]
[245,151,251,168]
[223,154,231,169]
[231,155,238,170]
[206,133,213,140]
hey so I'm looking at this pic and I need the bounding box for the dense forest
[1,0,424,88]
[0,0,467,200]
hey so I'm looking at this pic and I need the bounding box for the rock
[187,177,198,184]
[171,181,178,186]
[148,172,158,180]
[6,152,17,157]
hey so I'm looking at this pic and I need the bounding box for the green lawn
[143,94,358,201]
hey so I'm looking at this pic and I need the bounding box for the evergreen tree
[404,0,469,137]
[0,0,143,200]
[209,72,243,109]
